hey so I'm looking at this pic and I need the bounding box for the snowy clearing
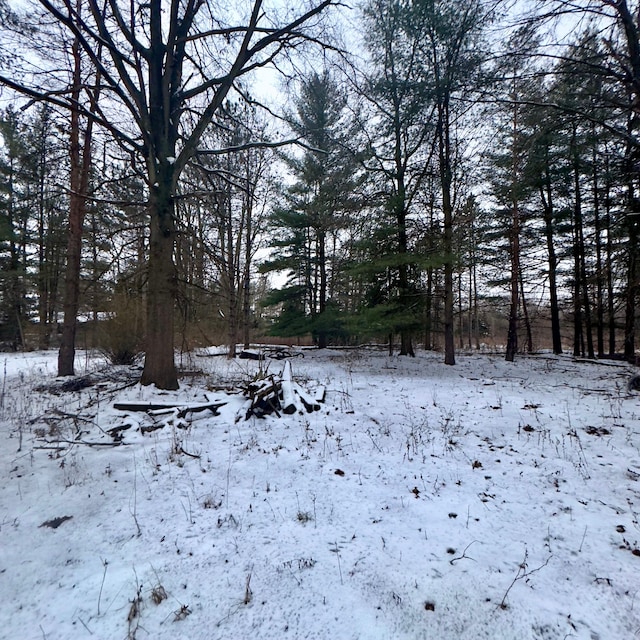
[1,348,640,640]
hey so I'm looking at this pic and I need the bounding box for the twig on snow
[449,540,478,565]
[498,548,551,610]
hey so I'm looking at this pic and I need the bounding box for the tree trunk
[572,212,583,358]
[36,113,52,350]
[317,228,327,349]
[58,28,95,377]
[140,190,179,390]
[242,179,253,350]
[519,269,533,353]
[605,181,616,355]
[396,199,414,356]
[572,125,594,359]
[472,248,480,350]
[505,187,520,361]
[624,212,639,362]
[540,163,562,354]
[424,195,436,350]
[505,212,519,362]
[592,135,605,357]
[505,92,522,363]
[458,269,464,350]
[424,266,433,350]
[438,98,455,365]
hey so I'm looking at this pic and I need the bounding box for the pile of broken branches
[241,361,325,420]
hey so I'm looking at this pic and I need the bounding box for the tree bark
[605,178,616,355]
[540,176,562,354]
[438,96,455,365]
[317,228,328,349]
[58,26,96,377]
[396,149,414,357]
[592,133,605,357]
[624,211,639,362]
[505,210,519,362]
[519,269,533,353]
[140,188,179,389]
[572,124,594,359]
[505,105,520,363]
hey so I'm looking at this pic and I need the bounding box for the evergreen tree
[0,107,28,349]
[264,71,361,347]
[358,0,435,355]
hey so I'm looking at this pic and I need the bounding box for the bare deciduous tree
[1,0,335,388]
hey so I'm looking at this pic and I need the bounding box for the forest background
[1,0,640,389]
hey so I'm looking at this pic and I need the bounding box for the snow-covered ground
[1,347,640,640]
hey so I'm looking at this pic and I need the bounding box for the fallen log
[107,424,132,442]
[114,402,226,418]
[177,403,226,418]
[239,350,265,360]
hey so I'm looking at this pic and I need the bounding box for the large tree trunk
[58,29,95,377]
[519,269,533,353]
[439,99,455,365]
[542,199,562,355]
[605,186,616,355]
[242,182,254,350]
[317,228,328,349]
[396,185,414,357]
[505,213,519,362]
[572,125,595,359]
[624,212,639,362]
[539,149,562,354]
[140,190,179,390]
[57,180,86,376]
[572,209,583,358]
[424,266,434,350]
[592,136,605,357]
[36,112,53,350]
[505,94,522,363]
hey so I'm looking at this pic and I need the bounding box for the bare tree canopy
[0,0,337,389]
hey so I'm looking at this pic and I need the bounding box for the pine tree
[264,71,361,347]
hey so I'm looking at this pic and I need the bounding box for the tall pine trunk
[317,228,328,349]
[395,165,414,357]
[438,97,455,365]
[242,194,253,351]
[519,269,533,353]
[540,163,562,355]
[58,27,97,377]
[505,102,521,363]
[605,182,616,355]
[505,209,519,362]
[592,135,605,357]
[572,124,594,358]
[624,210,639,362]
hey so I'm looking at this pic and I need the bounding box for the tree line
[0,0,639,389]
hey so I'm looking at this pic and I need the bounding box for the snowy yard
[1,348,640,640]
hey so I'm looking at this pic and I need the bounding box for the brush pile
[241,361,325,420]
